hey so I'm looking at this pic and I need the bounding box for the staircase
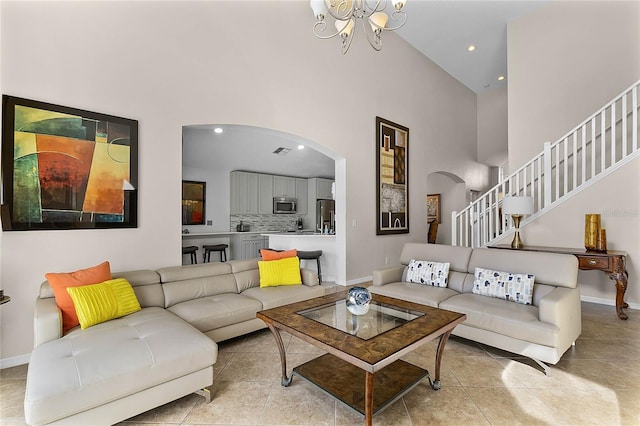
[452,80,640,248]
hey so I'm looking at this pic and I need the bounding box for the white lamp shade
[335,19,355,36]
[310,0,327,18]
[369,12,388,31]
[502,196,534,215]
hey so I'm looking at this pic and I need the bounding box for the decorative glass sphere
[346,286,372,315]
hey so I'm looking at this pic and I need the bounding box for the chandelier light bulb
[369,12,388,33]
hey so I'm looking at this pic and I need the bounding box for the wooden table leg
[607,256,629,320]
[364,371,374,426]
[266,323,292,386]
[429,330,453,390]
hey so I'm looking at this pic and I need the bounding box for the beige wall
[508,0,640,170]
[477,86,508,166]
[506,1,640,308]
[0,1,486,363]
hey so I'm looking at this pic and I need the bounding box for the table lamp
[502,196,534,249]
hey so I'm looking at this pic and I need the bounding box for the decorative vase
[596,229,607,252]
[346,286,371,316]
[584,214,601,251]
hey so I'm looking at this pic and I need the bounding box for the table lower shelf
[292,353,429,416]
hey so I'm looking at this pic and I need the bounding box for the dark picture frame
[376,116,409,235]
[427,193,441,224]
[182,180,206,225]
[1,95,138,231]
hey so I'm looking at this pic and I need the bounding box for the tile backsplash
[230,214,308,232]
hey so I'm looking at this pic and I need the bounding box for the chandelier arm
[324,0,356,21]
[341,31,355,54]
[361,17,383,51]
[312,20,344,40]
[363,0,386,15]
[380,10,407,31]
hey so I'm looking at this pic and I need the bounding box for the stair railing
[452,80,639,248]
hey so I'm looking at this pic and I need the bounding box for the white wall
[507,1,640,308]
[477,86,508,166]
[0,1,486,363]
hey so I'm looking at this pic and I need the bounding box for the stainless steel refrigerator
[316,199,335,233]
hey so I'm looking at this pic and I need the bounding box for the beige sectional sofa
[370,243,581,374]
[25,259,325,426]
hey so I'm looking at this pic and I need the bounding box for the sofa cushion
[439,293,559,347]
[24,307,216,426]
[260,248,297,260]
[406,260,450,287]
[369,282,459,308]
[242,285,326,310]
[258,257,302,287]
[472,267,534,305]
[45,261,113,333]
[67,278,141,329]
[168,293,263,332]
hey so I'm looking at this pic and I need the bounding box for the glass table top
[298,299,424,340]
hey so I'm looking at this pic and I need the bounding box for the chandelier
[309,0,408,54]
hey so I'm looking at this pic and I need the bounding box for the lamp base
[510,214,524,249]
[511,231,524,249]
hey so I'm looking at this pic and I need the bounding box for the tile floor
[1,302,638,425]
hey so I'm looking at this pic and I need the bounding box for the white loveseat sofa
[370,243,581,373]
[25,259,325,425]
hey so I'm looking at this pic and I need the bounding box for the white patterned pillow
[472,267,534,305]
[405,259,450,287]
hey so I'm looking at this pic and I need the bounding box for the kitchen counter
[265,233,337,283]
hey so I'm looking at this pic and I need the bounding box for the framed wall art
[427,193,441,224]
[376,116,409,235]
[182,180,206,225]
[1,95,138,231]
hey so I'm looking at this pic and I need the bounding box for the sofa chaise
[25,258,325,425]
[370,243,581,374]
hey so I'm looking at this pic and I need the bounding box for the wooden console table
[488,244,629,320]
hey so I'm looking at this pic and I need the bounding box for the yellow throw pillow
[66,278,141,329]
[258,257,302,288]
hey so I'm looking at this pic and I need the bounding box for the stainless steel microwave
[273,197,297,214]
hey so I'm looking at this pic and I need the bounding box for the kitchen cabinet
[230,171,258,214]
[316,178,334,200]
[295,178,308,214]
[273,176,296,198]
[258,174,273,214]
[231,233,268,260]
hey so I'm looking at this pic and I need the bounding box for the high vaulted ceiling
[396,0,548,93]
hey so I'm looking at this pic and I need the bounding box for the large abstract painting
[376,116,409,235]
[1,96,138,230]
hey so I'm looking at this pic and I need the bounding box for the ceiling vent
[273,147,291,156]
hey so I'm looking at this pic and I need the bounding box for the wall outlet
[352,219,357,227]
[385,256,389,265]
[206,220,213,226]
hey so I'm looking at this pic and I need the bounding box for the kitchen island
[261,232,337,283]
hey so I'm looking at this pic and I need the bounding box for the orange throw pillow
[45,261,112,333]
[260,249,297,261]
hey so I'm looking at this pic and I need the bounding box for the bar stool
[297,250,323,283]
[182,246,198,264]
[203,244,228,262]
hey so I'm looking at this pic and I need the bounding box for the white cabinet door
[258,174,273,214]
[273,176,296,198]
[316,178,334,200]
[295,178,308,214]
[241,236,268,259]
[230,171,258,214]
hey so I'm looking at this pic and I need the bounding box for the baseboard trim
[581,295,639,311]
[346,275,372,286]
[1,353,30,369]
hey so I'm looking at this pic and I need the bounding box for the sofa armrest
[301,268,319,286]
[33,297,63,348]
[372,265,405,286]
[539,287,582,346]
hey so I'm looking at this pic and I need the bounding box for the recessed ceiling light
[297,145,305,150]
[213,127,223,134]
[467,45,477,52]
[497,75,505,81]
[273,147,291,156]
[484,83,490,88]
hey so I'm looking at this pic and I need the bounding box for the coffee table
[256,291,466,425]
